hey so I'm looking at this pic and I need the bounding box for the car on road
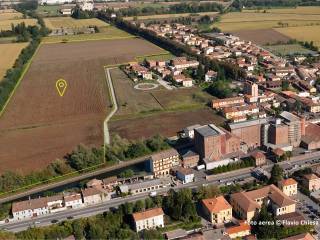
[51,219,58,224]
[67,216,74,220]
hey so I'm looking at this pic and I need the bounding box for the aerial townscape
[2,0,320,239]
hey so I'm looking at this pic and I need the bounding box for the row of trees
[0,14,49,112]
[231,0,300,10]
[106,134,170,163]
[71,6,96,19]
[118,2,224,17]
[210,158,255,174]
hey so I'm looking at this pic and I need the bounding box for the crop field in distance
[0,42,28,80]
[43,26,134,43]
[44,17,109,30]
[124,11,218,21]
[264,44,317,56]
[275,25,320,47]
[0,18,37,31]
[0,9,23,20]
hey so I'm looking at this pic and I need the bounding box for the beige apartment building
[278,178,298,197]
[147,148,180,178]
[201,196,232,225]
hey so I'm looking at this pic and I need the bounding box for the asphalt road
[2,155,320,232]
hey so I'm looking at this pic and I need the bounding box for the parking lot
[295,191,320,237]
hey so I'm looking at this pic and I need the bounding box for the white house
[175,167,194,184]
[81,188,103,206]
[12,198,49,220]
[132,208,164,232]
[39,0,74,5]
[47,195,65,212]
[205,70,217,82]
[64,193,83,209]
[183,124,201,139]
[79,0,93,11]
[182,78,193,87]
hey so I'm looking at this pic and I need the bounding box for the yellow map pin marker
[56,79,67,97]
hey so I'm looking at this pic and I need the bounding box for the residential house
[64,193,83,209]
[12,198,49,220]
[205,71,217,82]
[81,188,103,206]
[132,208,164,232]
[302,174,320,192]
[226,221,251,239]
[278,178,298,197]
[212,97,245,109]
[201,196,232,225]
[182,78,193,87]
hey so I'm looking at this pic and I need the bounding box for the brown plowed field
[231,29,291,45]
[109,109,225,140]
[0,38,165,173]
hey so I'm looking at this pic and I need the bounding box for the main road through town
[2,154,320,232]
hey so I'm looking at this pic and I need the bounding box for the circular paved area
[134,82,159,90]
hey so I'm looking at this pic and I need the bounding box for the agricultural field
[124,11,218,21]
[109,67,220,140]
[264,44,317,56]
[275,25,320,47]
[0,38,167,173]
[110,108,224,140]
[43,26,134,43]
[0,42,28,80]
[0,19,37,31]
[214,7,320,32]
[231,29,291,45]
[135,53,175,63]
[43,17,108,30]
[36,5,61,16]
[0,10,23,20]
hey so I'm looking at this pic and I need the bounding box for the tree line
[0,13,49,112]
[117,2,224,18]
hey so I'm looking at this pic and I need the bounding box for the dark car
[51,219,58,224]
[67,216,74,220]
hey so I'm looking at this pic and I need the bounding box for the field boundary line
[0,42,42,118]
